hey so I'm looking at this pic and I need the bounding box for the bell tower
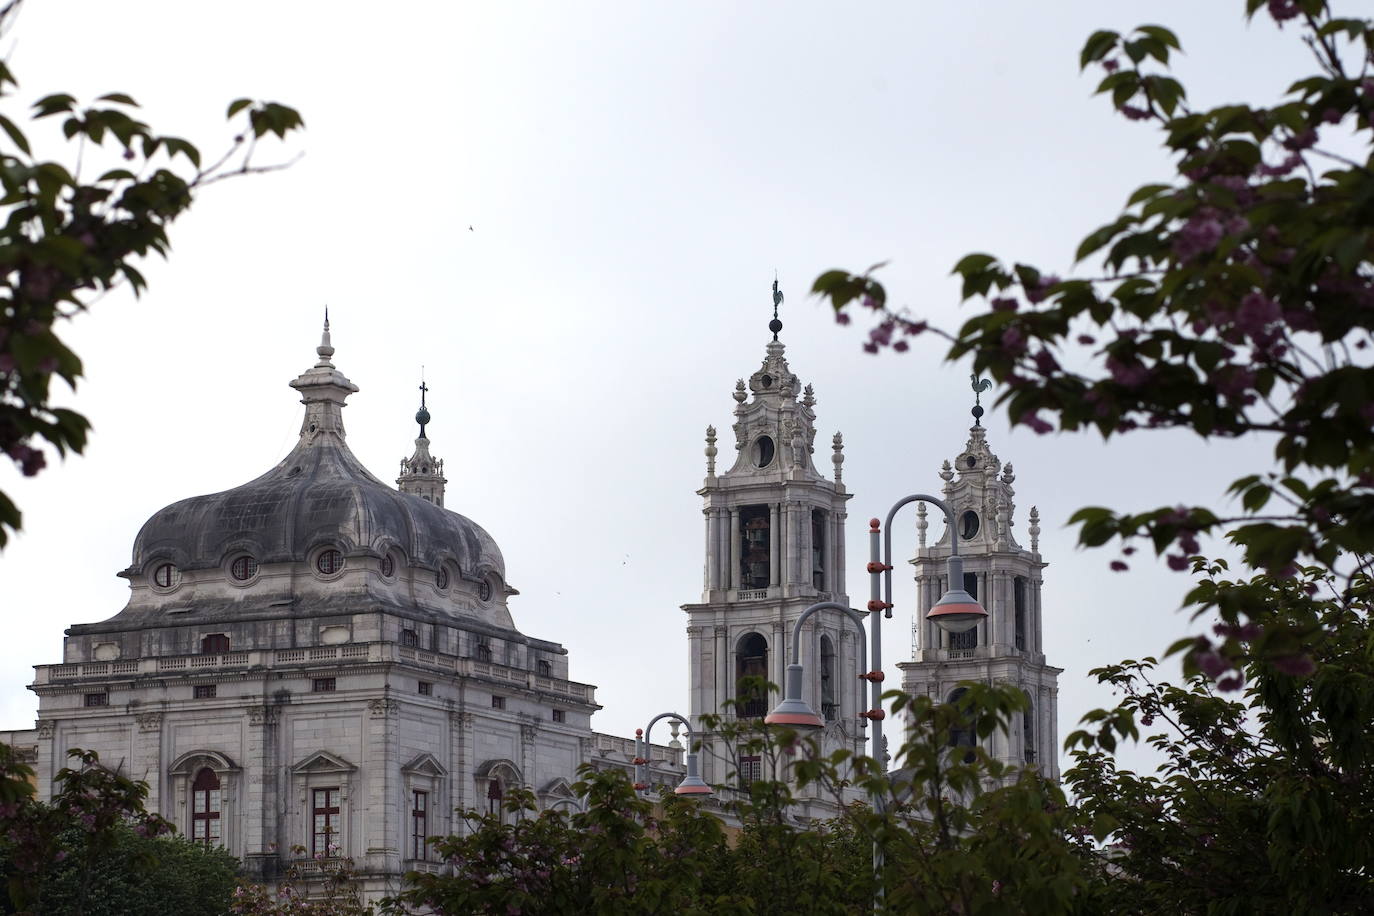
[897,378,1061,779]
[683,282,862,798]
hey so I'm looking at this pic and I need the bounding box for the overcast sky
[0,2,1309,777]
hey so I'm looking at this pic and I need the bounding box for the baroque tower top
[398,376,447,507]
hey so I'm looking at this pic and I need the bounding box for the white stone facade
[896,422,1062,778]
[15,325,683,901]
[683,333,866,810]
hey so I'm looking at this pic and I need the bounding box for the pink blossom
[1272,654,1316,677]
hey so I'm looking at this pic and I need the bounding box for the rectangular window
[417,681,433,696]
[312,678,337,693]
[193,684,217,699]
[411,790,428,860]
[201,633,230,654]
[491,695,505,710]
[476,639,492,662]
[552,709,566,723]
[738,755,762,787]
[312,787,341,857]
[84,692,108,707]
[401,628,418,647]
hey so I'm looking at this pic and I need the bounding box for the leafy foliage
[0,748,238,914]
[230,846,372,916]
[0,2,303,547]
[813,2,1374,637]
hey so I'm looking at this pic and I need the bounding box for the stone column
[450,711,472,836]
[520,724,538,789]
[703,508,715,590]
[728,509,741,590]
[771,620,786,698]
[768,504,781,587]
[366,698,400,874]
[244,705,280,880]
[799,505,813,590]
[714,625,729,712]
[135,712,163,812]
[829,508,840,596]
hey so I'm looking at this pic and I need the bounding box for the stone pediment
[291,750,358,775]
[401,752,447,778]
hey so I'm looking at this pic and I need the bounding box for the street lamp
[764,601,876,729]
[632,712,712,797]
[765,493,986,914]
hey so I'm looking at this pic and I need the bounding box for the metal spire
[416,368,432,438]
[770,274,784,341]
[970,372,992,426]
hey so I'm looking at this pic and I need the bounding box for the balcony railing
[34,643,596,702]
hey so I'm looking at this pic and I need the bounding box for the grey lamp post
[764,494,986,914]
[632,712,712,797]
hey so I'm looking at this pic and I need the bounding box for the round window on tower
[380,553,396,578]
[435,566,449,590]
[316,549,344,576]
[230,555,259,581]
[960,511,980,540]
[752,436,775,468]
[478,579,493,603]
[964,455,977,469]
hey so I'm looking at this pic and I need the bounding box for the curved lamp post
[633,712,712,797]
[764,493,986,914]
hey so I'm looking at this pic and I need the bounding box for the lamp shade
[674,752,712,796]
[926,585,987,634]
[764,663,825,729]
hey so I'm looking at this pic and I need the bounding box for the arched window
[947,688,976,764]
[191,768,222,846]
[735,632,769,718]
[820,635,837,722]
[537,659,552,678]
[1023,691,1036,763]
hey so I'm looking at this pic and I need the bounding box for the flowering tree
[0,748,237,915]
[812,0,1374,907]
[0,0,302,547]
[815,0,1372,693]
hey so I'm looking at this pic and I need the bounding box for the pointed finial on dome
[1029,505,1041,554]
[704,425,717,476]
[971,372,992,426]
[316,308,336,368]
[770,274,784,341]
[416,371,432,439]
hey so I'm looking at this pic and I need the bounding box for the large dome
[129,433,503,579]
[126,322,504,584]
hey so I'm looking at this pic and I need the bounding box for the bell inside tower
[740,505,770,589]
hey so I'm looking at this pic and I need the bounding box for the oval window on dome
[153,563,178,589]
[435,567,449,590]
[960,511,980,540]
[753,436,775,468]
[230,556,259,581]
[381,554,395,578]
[316,549,344,576]
[478,579,492,602]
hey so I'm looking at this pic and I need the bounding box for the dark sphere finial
[972,404,984,426]
[769,317,783,337]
